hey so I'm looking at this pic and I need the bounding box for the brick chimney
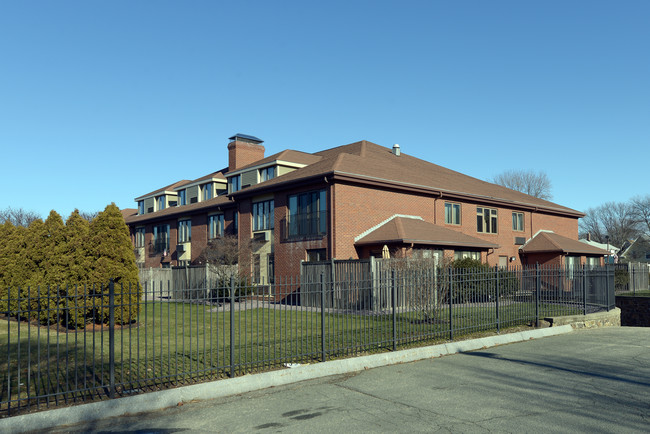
[227,134,265,172]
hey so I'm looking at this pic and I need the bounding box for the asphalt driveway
[33,327,650,433]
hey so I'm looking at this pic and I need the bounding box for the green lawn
[0,299,583,414]
[616,290,650,297]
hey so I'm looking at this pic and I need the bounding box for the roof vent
[392,143,401,156]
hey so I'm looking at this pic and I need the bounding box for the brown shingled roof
[233,140,583,217]
[120,208,137,220]
[135,180,192,201]
[231,149,322,173]
[186,169,227,184]
[355,216,500,249]
[520,231,609,255]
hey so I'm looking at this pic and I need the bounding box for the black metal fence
[1,265,615,418]
[614,262,649,294]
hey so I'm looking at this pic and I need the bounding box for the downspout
[434,191,442,224]
[530,207,538,239]
[326,176,335,260]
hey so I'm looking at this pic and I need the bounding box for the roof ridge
[353,214,423,242]
[543,232,566,252]
[394,216,405,239]
[332,153,346,171]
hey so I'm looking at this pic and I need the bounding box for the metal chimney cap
[392,143,401,156]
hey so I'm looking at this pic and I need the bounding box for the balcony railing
[150,240,169,255]
[284,211,327,239]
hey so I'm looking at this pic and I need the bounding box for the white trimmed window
[202,183,213,201]
[228,175,241,194]
[178,219,191,243]
[477,207,498,234]
[156,195,166,211]
[253,200,274,231]
[445,202,461,225]
[208,214,225,239]
[512,212,524,232]
[454,251,481,261]
[135,227,145,247]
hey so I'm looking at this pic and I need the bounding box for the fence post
[320,272,326,362]
[606,265,611,311]
[229,276,235,378]
[495,266,500,334]
[535,264,540,328]
[449,267,453,341]
[391,269,397,351]
[7,286,13,415]
[582,266,587,315]
[108,278,116,399]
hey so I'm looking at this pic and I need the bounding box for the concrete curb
[2,325,573,433]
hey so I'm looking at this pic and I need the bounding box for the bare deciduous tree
[492,170,553,200]
[389,256,451,324]
[197,235,260,298]
[0,207,41,227]
[79,211,100,222]
[579,202,640,248]
[631,195,650,235]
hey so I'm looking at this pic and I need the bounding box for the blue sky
[1,1,648,221]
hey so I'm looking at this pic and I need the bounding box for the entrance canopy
[519,231,609,255]
[355,216,499,250]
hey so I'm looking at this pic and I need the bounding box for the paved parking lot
[31,327,650,433]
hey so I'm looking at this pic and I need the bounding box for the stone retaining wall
[544,308,621,329]
[615,296,650,327]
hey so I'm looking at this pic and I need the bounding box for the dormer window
[156,195,166,211]
[228,175,241,194]
[178,190,186,206]
[138,200,145,215]
[259,166,275,182]
[202,183,213,201]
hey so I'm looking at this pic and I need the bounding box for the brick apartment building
[124,134,607,282]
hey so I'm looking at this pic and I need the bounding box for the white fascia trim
[134,190,179,202]
[175,177,226,191]
[354,214,423,243]
[226,160,308,178]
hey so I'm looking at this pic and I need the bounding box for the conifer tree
[1,219,43,319]
[26,211,68,323]
[0,220,16,290]
[0,220,18,313]
[60,210,93,328]
[88,203,140,324]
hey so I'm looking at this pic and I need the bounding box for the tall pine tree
[89,203,140,324]
[60,210,93,328]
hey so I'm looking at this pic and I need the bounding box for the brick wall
[332,182,433,260]
[328,181,580,267]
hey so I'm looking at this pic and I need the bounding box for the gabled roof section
[228,149,322,175]
[520,231,609,255]
[121,208,137,220]
[125,195,233,224]
[135,180,191,201]
[177,169,228,190]
[231,140,583,217]
[355,216,500,249]
[579,239,620,253]
[619,234,650,258]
